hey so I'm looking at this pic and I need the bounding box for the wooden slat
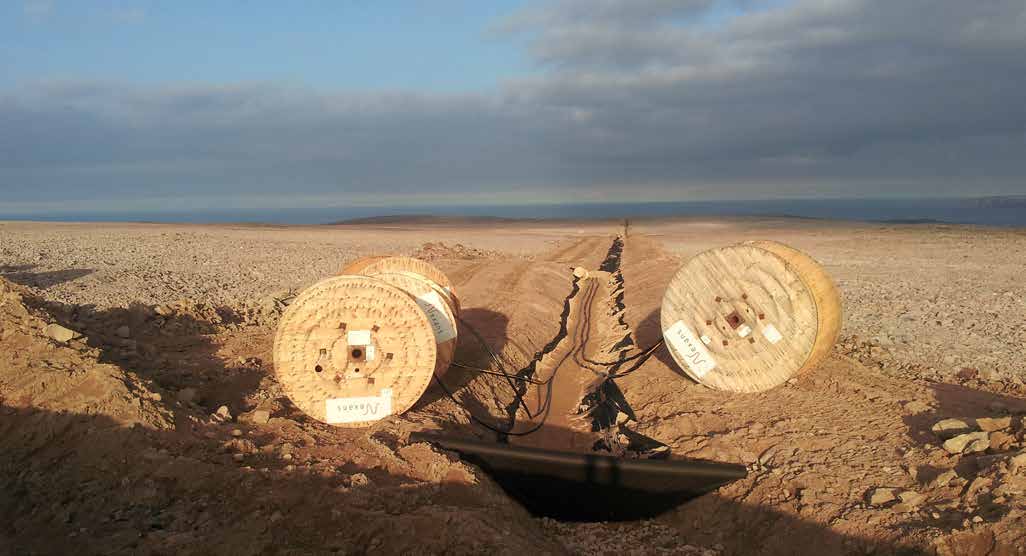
[360,270,458,378]
[744,240,842,376]
[660,241,842,393]
[338,255,388,276]
[358,256,458,300]
[346,256,460,378]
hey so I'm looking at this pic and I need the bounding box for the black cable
[439,272,664,437]
[612,338,665,364]
[449,362,546,385]
[607,339,665,378]
[449,314,557,432]
[443,277,594,436]
[432,372,553,437]
[570,277,664,377]
[456,307,573,392]
[456,315,536,415]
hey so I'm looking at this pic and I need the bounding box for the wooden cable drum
[274,258,459,427]
[340,255,460,314]
[352,269,459,379]
[338,255,388,276]
[357,256,459,310]
[660,240,842,393]
[343,256,460,349]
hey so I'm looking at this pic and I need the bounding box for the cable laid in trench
[435,237,666,437]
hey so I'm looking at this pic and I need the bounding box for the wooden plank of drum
[660,241,842,393]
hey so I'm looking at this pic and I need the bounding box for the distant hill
[328,214,525,225]
[974,195,1026,208]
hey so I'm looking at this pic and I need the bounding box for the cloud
[2,0,1026,210]
[0,83,565,205]
[496,0,1026,183]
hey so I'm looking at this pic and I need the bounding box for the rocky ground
[0,221,558,310]
[1,217,1025,555]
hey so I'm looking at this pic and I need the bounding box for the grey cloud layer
[3,0,1025,206]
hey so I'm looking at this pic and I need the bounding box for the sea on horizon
[2,197,1025,228]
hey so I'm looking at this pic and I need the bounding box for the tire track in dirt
[542,236,613,268]
[492,261,534,304]
[447,259,489,288]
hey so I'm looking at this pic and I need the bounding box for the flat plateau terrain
[2,217,1025,555]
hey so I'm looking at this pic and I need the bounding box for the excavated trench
[499,278,581,434]
[503,237,629,444]
[440,237,745,521]
[485,235,663,450]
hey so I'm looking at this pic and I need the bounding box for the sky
[2,0,1025,214]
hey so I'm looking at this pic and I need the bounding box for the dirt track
[2,219,1026,554]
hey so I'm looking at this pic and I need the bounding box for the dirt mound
[0,277,170,428]
[0,277,564,555]
[412,241,497,261]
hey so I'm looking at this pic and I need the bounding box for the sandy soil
[1,217,1025,555]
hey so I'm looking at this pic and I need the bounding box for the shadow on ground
[0,403,557,555]
[22,294,269,417]
[638,307,697,382]
[0,264,95,289]
[903,383,1026,446]
[415,307,511,408]
[0,400,929,555]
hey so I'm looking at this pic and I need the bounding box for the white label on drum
[325,388,393,424]
[700,334,712,345]
[365,344,376,361]
[664,320,717,378]
[415,290,457,343]
[762,324,783,344]
[347,330,371,346]
[738,324,752,338]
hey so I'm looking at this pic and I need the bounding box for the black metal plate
[411,433,747,522]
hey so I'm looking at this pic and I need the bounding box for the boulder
[867,488,896,506]
[943,432,990,454]
[240,409,271,425]
[989,431,1016,451]
[964,438,990,454]
[898,490,925,506]
[932,418,973,439]
[932,470,958,488]
[349,473,371,487]
[44,323,78,343]
[976,416,1011,432]
[1009,451,1026,473]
